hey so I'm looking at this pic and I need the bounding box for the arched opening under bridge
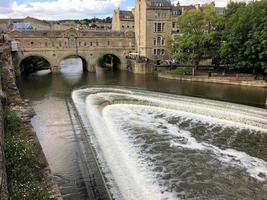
[59,55,88,75]
[97,54,121,70]
[19,56,51,76]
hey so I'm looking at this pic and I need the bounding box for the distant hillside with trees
[54,17,112,24]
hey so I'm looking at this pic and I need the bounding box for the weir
[64,95,112,200]
[72,87,267,200]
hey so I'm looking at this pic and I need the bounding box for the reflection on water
[16,58,267,199]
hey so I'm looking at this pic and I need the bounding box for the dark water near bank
[17,59,267,199]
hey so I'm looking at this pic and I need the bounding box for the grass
[4,111,50,200]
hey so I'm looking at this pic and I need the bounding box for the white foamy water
[72,87,267,199]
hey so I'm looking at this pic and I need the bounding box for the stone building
[112,9,135,31]
[131,0,181,60]
[0,17,71,31]
[112,0,182,61]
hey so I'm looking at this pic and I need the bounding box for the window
[90,42,92,46]
[157,37,161,45]
[157,23,161,32]
[96,42,99,46]
[155,36,165,46]
[45,41,48,47]
[154,23,165,33]
[173,22,176,29]
[122,25,124,29]
[153,48,165,55]
[127,25,130,28]
[132,26,134,28]
[30,41,34,47]
[108,41,110,46]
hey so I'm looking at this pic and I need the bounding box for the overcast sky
[0,0,248,20]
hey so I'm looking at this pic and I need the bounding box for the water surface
[17,58,267,199]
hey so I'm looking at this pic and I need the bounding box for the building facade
[113,0,182,61]
[112,0,224,62]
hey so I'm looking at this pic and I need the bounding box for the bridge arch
[97,53,123,70]
[18,54,52,75]
[58,54,89,73]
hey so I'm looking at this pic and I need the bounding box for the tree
[223,1,246,19]
[220,0,267,74]
[170,3,222,68]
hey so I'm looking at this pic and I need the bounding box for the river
[17,58,267,199]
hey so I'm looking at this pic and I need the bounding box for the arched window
[156,36,165,46]
[157,36,161,46]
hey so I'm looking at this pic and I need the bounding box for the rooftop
[119,10,134,21]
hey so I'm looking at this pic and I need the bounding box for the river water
[17,58,267,199]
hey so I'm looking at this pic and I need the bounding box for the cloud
[0,0,123,20]
[0,0,252,20]
[173,0,250,7]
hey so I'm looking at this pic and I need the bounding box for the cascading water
[72,87,267,200]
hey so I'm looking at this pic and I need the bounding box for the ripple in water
[72,87,267,200]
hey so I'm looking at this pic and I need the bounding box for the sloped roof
[171,6,182,15]
[12,23,34,30]
[119,10,134,21]
[147,0,172,7]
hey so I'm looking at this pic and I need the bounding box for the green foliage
[4,110,50,200]
[220,0,267,73]
[223,1,246,19]
[4,111,21,133]
[169,67,193,75]
[171,3,222,67]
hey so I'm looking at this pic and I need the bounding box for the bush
[4,111,21,134]
[169,67,193,75]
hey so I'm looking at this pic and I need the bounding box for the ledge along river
[17,58,267,199]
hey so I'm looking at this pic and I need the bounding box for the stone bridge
[6,28,135,74]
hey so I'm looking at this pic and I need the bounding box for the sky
[0,0,248,20]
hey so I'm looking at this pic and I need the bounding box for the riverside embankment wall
[0,44,62,199]
[158,73,267,88]
[0,44,9,200]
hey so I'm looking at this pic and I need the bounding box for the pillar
[51,66,59,73]
[87,64,96,72]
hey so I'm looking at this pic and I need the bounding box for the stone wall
[127,59,155,74]
[0,43,62,199]
[0,45,8,200]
